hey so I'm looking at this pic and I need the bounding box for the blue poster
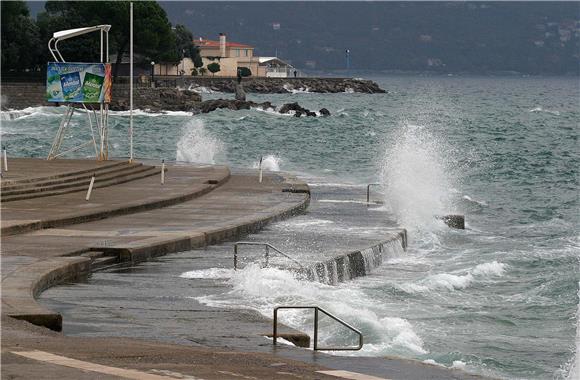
[60,71,82,102]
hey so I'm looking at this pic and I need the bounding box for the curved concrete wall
[298,230,407,285]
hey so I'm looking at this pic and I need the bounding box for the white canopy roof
[53,25,111,40]
[258,57,293,65]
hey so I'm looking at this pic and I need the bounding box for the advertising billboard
[46,62,112,103]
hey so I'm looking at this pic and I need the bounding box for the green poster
[82,72,105,102]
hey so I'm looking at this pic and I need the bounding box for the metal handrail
[233,241,303,270]
[367,183,381,203]
[273,306,363,351]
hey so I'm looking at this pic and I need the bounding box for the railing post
[3,146,8,172]
[265,245,269,268]
[233,244,238,270]
[161,159,165,184]
[313,307,319,351]
[258,156,263,183]
[85,173,96,201]
[273,307,278,346]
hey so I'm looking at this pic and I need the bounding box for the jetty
[1,158,483,379]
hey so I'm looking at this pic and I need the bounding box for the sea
[2,75,578,379]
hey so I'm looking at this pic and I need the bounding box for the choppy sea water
[3,75,579,379]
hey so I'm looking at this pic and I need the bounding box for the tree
[174,23,203,75]
[193,53,204,70]
[37,1,179,81]
[174,24,199,59]
[207,62,220,76]
[198,67,207,76]
[1,1,41,71]
[237,67,252,77]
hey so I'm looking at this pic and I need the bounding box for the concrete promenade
[1,158,484,380]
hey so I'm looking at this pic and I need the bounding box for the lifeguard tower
[46,25,112,160]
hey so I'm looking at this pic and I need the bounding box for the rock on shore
[191,99,330,117]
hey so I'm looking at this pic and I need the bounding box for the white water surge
[381,123,457,232]
[195,262,428,356]
[175,119,223,164]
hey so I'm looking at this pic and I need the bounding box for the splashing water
[381,123,457,231]
[196,263,427,356]
[175,119,223,164]
[253,154,281,171]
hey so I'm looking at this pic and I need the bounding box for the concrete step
[79,251,120,271]
[90,256,120,271]
[2,164,155,197]
[1,161,125,187]
[2,167,161,202]
[79,251,106,260]
[1,162,141,191]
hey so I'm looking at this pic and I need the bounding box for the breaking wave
[398,261,508,294]
[283,84,311,93]
[381,123,459,231]
[175,119,223,164]
[529,106,560,116]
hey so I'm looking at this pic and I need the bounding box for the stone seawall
[298,230,407,284]
[0,83,200,111]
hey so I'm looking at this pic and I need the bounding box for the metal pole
[313,307,319,350]
[129,2,134,163]
[265,245,269,267]
[106,30,109,62]
[161,159,165,184]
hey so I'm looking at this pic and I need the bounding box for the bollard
[258,156,263,183]
[439,214,465,229]
[161,159,165,185]
[85,174,95,201]
[3,146,7,172]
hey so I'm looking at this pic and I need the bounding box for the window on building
[244,49,248,57]
[235,49,240,57]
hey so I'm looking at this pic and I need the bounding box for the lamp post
[182,49,185,76]
[345,49,350,72]
[150,61,155,87]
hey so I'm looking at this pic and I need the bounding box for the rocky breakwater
[185,77,385,94]
[0,84,202,112]
[109,87,201,112]
[191,99,330,117]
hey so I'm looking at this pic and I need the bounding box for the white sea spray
[175,119,223,164]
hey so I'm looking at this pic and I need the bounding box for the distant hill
[160,1,579,75]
